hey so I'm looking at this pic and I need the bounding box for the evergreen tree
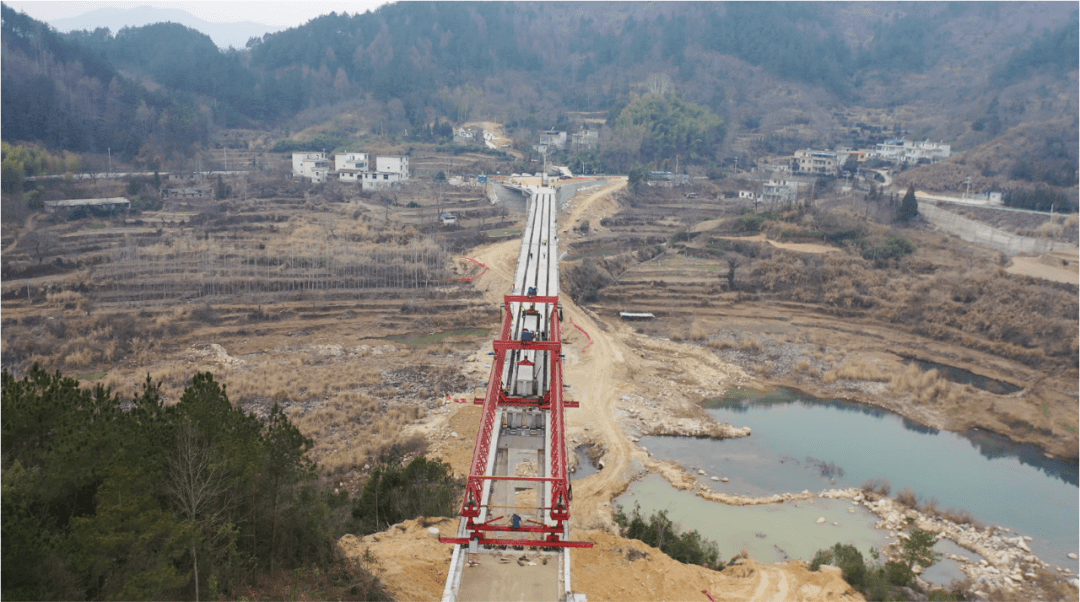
[898,185,919,221]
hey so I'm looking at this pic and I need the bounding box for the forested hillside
[2,1,1077,175]
[2,366,461,600]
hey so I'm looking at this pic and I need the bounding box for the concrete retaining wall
[489,182,529,215]
[920,202,1073,257]
[555,178,608,207]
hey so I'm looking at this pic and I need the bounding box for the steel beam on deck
[439,537,594,549]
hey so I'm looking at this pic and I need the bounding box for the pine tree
[898,185,919,221]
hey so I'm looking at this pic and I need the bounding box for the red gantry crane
[441,185,592,602]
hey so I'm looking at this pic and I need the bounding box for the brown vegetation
[0,177,505,485]
[572,182,1077,459]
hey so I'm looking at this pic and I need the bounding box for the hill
[2,2,1076,170]
[894,117,1079,208]
[46,5,274,50]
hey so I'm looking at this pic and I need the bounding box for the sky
[5,0,390,28]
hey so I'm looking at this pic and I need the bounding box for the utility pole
[108,147,111,174]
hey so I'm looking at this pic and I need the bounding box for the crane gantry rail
[441,185,591,602]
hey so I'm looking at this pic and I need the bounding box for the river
[616,387,1079,574]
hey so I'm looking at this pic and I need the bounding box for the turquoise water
[627,387,1079,571]
[619,473,889,566]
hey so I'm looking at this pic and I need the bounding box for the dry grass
[742,242,1078,371]
[738,337,764,352]
[888,364,964,405]
[706,338,736,350]
[688,320,711,341]
[860,478,892,499]
[822,358,889,384]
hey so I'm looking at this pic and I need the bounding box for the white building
[762,179,801,204]
[571,128,599,151]
[539,130,567,150]
[794,149,849,175]
[375,156,409,179]
[335,153,369,176]
[292,152,329,183]
[874,139,951,164]
[358,171,403,189]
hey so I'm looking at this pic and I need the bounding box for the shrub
[861,478,892,498]
[811,542,866,587]
[884,560,915,587]
[740,213,768,232]
[614,503,723,570]
[861,234,916,261]
[350,456,463,535]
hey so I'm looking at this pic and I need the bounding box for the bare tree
[165,418,233,602]
[646,73,674,97]
[21,230,59,265]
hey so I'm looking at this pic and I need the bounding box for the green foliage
[1003,187,1077,213]
[810,542,867,587]
[351,456,462,534]
[813,536,934,601]
[614,94,725,165]
[740,212,769,232]
[272,135,349,153]
[899,528,943,571]
[628,165,649,194]
[861,234,916,262]
[1,367,348,601]
[898,185,919,221]
[883,559,915,588]
[614,503,722,570]
[433,144,511,159]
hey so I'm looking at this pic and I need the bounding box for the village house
[162,187,212,199]
[335,153,369,182]
[291,152,329,183]
[539,130,567,150]
[794,149,849,176]
[762,179,801,204]
[570,128,599,151]
[874,139,951,164]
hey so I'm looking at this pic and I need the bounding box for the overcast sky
[5,0,390,28]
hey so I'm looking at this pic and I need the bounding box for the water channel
[614,387,1079,577]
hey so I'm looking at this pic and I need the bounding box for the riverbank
[685,306,1079,464]
[629,455,1078,600]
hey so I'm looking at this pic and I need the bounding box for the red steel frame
[441,294,592,549]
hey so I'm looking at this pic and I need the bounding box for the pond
[620,387,1078,572]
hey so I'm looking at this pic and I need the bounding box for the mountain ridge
[46,4,275,49]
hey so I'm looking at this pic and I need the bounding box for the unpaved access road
[356,181,859,601]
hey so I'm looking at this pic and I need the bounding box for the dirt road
[1006,248,1079,285]
[402,179,861,601]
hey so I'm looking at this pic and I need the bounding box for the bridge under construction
[440,186,591,602]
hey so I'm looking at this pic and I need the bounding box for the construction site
[3,147,1077,600]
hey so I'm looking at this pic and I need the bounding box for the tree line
[2,2,1073,171]
[2,366,463,600]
